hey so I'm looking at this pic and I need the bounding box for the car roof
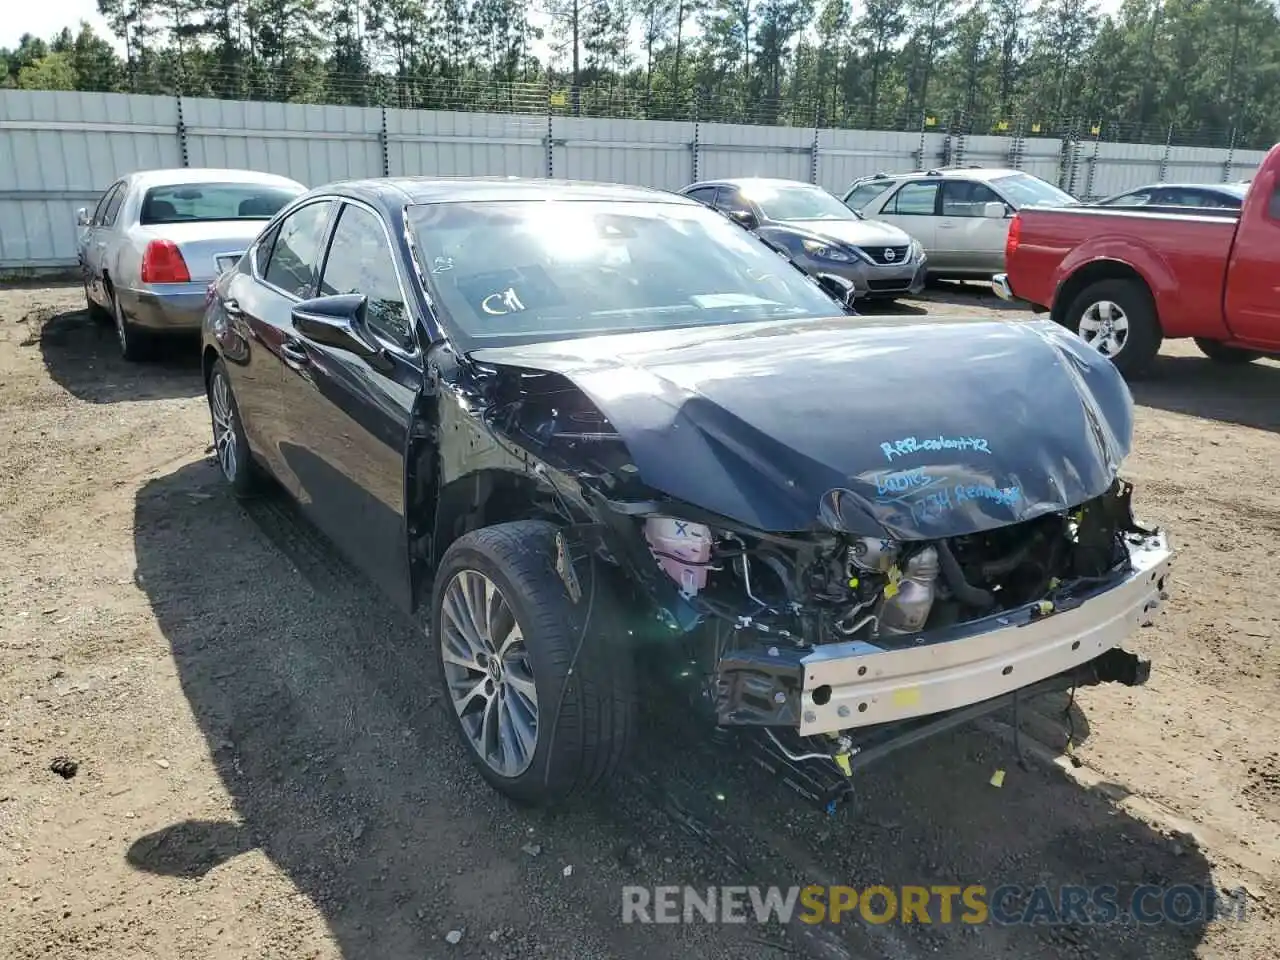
[1114,182,1246,194]
[128,167,306,190]
[850,167,1026,186]
[683,177,823,191]
[317,177,696,206]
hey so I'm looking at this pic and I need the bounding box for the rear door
[277,200,422,609]
[227,198,338,484]
[1223,178,1280,347]
[873,180,940,267]
[85,181,127,298]
[937,179,1012,274]
[78,181,121,297]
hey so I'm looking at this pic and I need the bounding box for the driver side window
[941,181,1004,217]
[319,204,413,350]
[716,189,753,219]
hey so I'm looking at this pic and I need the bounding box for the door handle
[223,299,243,318]
[281,340,310,364]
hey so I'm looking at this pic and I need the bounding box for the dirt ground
[1,281,1277,960]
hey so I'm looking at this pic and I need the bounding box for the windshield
[140,182,303,225]
[407,199,845,350]
[990,173,1077,208]
[744,183,859,221]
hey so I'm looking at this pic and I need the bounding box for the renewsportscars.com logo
[621,884,1251,927]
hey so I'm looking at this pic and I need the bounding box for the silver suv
[842,168,1077,279]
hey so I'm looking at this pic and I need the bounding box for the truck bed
[1004,205,1239,341]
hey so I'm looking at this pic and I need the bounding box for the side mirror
[291,294,380,360]
[729,209,759,231]
[76,208,90,226]
[816,273,863,314]
[982,201,1009,219]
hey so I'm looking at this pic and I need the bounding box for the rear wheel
[83,281,110,325]
[430,521,634,806]
[109,284,152,362]
[1194,338,1261,365]
[207,359,262,498]
[1064,278,1162,378]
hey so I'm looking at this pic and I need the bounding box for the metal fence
[0,88,1271,270]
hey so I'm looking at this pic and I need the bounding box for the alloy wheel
[209,372,239,482]
[1077,300,1130,358]
[439,569,539,778]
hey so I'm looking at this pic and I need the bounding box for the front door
[277,200,422,610]
[1223,178,1280,348]
[936,180,1012,275]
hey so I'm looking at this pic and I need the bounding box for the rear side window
[844,180,894,211]
[319,204,413,349]
[1269,185,1280,221]
[101,185,127,227]
[886,181,939,215]
[253,223,281,277]
[263,201,334,298]
[684,186,718,206]
[92,182,123,225]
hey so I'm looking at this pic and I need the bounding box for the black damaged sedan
[202,178,1173,808]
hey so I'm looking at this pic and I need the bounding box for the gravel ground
[1,281,1277,960]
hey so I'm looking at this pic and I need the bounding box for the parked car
[76,168,306,360]
[1094,182,1248,210]
[678,178,926,301]
[841,167,1077,278]
[994,142,1280,376]
[202,176,1171,809]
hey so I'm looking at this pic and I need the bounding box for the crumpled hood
[470,315,1134,539]
[763,217,911,250]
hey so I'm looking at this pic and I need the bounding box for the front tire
[207,359,262,498]
[431,521,634,806]
[1195,338,1261,364]
[1064,278,1162,378]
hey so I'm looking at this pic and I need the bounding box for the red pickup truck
[994,141,1280,376]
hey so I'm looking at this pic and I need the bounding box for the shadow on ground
[1131,353,1280,433]
[38,308,203,404]
[917,279,1029,312]
[127,458,1219,960]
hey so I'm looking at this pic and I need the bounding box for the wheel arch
[1052,259,1157,329]
[408,465,552,611]
[201,344,221,389]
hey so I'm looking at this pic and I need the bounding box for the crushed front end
[616,478,1172,797]
[466,320,1173,804]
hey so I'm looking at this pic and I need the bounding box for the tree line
[2,0,1277,148]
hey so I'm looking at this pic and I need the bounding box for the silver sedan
[76,168,306,360]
